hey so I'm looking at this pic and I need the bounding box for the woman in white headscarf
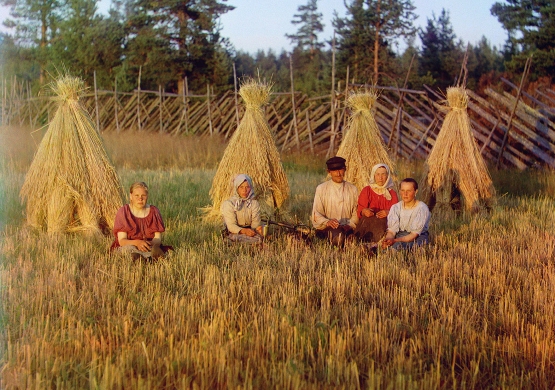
[354,163,398,244]
[220,174,263,243]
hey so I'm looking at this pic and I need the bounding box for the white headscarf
[229,174,255,211]
[369,163,394,200]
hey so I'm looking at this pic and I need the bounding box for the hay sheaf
[337,91,395,191]
[20,75,124,234]
[423,87,495,211]
[208,79,290,217]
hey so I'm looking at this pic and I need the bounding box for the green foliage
[333,0,417,84]
[47,0,127,88]
[491,0,555,80]
[285,0,325,60]
[418,9,464,89]
[123,0,235,93]
[1,0,62,82]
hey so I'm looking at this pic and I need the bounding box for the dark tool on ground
[265,219,312,242]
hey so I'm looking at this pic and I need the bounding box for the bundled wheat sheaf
[337,91,394,191]
[424,87,495,210]
[20,75,124,234]
[208,79,289,216]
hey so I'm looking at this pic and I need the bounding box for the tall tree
[285,0,324,60]
[126,0,234,93]
[466,36,503,89]
[418,9,464,89]
[491,0,555,79]
[1,0,63,83]
[333,0,416,84]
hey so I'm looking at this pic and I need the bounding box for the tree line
[1,0,553,96]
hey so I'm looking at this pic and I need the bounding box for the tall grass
[1,125,554,388]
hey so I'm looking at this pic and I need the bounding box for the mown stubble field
[0,126,554,389]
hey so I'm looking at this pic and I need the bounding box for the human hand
[135,240,152,252]
[255,226,263,235]
[326,219,340,229]
[362,208,374,218]
[240,228,257,237]
[381,239,394,249]
[376,210,388,218]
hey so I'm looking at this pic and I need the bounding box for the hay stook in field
[208,79,290,218]
[422,86,495,212]
[336,90,395,191]
[20,74,124,235]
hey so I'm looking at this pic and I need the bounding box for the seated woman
[355,163,398,243]
[112,182,170,260]
[382,178,430,250]
[221,174,263,244]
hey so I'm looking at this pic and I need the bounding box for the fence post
[496,57,531,169]
[114,77,120,133]
[233,62,240,128]
[1,78,4,126]
[27,81,32,127]
[185,76,189,133]
[327,31,336,158]
[306,110,314,154]
[289,55,300,150]
[207,83,213,135]
[94,70,100,133]
[137,66,142,131]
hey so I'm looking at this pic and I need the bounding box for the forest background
[1,0,554,96]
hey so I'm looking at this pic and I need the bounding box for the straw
[337,90,395,191]
[207,79,290,218]
[423,87,495,211]
[20,74,124,234]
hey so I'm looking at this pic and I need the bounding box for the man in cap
[311,156,359,246]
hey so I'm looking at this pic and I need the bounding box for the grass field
[1,126,554,389]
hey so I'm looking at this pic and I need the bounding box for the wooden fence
[2,78,555,169]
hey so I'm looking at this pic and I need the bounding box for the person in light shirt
[220,174,263,244]
[312,156,359,247]
[382,178,430,250]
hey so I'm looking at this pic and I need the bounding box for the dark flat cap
[326,156,346,170]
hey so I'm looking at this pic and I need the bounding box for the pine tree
[491,0,555,79]
[1,0,63,83]
[333,0,416,84]
[418,9,464,89]
[285,0,324,60]
[125,0,234,93]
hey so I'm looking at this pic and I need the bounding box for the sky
[0,0,508,54]
[219,0,507,54]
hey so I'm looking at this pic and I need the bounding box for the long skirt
[354,215,387,243]
[315,226,353,247]
[391,231,429,250]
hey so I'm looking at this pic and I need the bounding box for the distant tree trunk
[40,15,47,84]
[373,0,381,85]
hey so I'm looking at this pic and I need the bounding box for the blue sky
[0,0,507,54]
[219,0,507,54]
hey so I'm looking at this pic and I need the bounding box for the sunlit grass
[1,125,554,388]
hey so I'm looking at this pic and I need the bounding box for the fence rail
[2,78,555,169]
